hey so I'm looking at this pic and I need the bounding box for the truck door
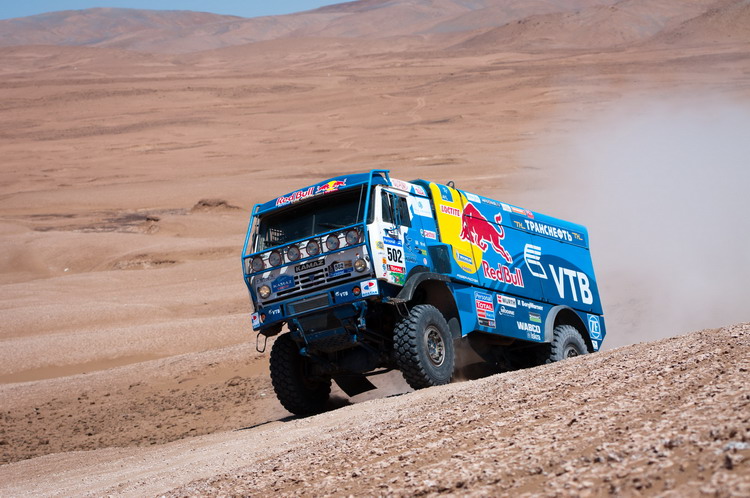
[369,187,423,286]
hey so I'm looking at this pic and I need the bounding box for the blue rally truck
[242,170,606,415]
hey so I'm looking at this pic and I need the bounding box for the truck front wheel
[394,304,455,389]
[269,333,331,416]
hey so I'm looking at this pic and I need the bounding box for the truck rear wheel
[547,324,588,363]
[269,332,331,416]
[394,304,455,389]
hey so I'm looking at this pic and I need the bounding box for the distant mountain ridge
[0,0,747,54]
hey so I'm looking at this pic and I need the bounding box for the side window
[397,196,412,228]
[381,192,411,227]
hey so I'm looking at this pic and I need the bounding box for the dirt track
[1,323,748,496]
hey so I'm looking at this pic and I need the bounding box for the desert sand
[0,0,749,495]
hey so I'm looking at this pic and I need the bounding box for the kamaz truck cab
[242,170,606,415]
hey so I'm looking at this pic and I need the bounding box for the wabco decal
[517,321,542,340]
[482,261,524,287]
[460,203,512,263]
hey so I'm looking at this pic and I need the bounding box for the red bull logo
[316,179,347,194]
[460,203,513,263]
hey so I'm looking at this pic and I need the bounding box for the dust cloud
[516,96,750,349]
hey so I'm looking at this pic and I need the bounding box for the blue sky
[0,1,349,20]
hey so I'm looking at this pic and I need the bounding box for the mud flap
[333,374,377,397]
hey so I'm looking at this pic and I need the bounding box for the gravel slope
[1,323,747,496]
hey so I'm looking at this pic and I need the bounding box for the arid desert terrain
[0,0,749,495]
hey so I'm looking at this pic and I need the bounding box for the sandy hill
[1,323,747,495]
[2,0,747,54]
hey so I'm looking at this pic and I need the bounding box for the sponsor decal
[518,299,543,311]
[459,203,512,263]
[481,261,524,287]
[588,314,602,340]
[440,204,461,217]
[361,279,378,297]
[251,312,260,330]
[512,216,584,245]
[414,185,426,196]
[420,229,437,240]
[529,312,542,324]
[383,236,402,247]
[389,272,405,285]
[376,241,384,250]
[465,192,481,203]
[276,187,315,207]
[550,266,594,305]
[456,251,474,265]
[387,264,405,273]
[271,275,295,293]
[295,259,325,273]
[413,200,433,218]
[438,184,453,202]
[267,306,282,316]
[390,178,412,192]
[501,203,512,212]
[592,339,599,350]
[497,294,517,308]
[455,273,479,284]
[334,290,350,299]
[524,244,548,279]
[517,321,542,340]
[474,291,496,328]
[329,261,353,277]
[510,206,534,218]
[499,306,515,317]
[316,179,347,194]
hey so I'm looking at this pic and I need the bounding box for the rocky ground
[1,323,747,496]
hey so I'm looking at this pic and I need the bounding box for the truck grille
[288,294,330,315]
[276,266,359,299]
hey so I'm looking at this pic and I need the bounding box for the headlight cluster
[247,228,363,273]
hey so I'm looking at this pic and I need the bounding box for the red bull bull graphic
[316,180,347,194]
[460,203,513,264]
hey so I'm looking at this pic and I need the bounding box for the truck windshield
[255,186,368,251]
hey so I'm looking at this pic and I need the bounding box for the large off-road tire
[546,324,588,363]
[394,304,455,389]
[269,333,331,416]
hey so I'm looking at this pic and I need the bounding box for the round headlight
[354,258,367,272]
[325,234,340,251]
[258,285,271,299]
[345,229,360,246]
[268,250,283,267]
[306,240,320,257]
[251,256,264,273]
[287,245,301,262]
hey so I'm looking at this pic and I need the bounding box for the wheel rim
[425,326,445,366]
[564,344,580,358]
